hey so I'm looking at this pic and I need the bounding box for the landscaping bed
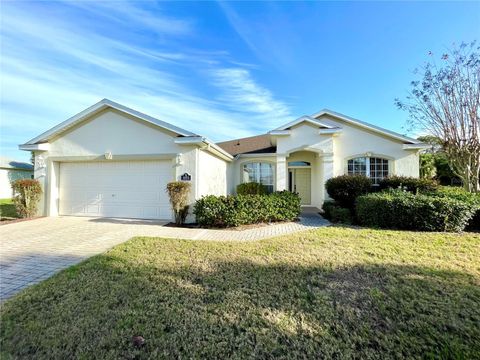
[1,227,479,359]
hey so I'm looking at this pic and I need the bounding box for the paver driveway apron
[0,213,328,301]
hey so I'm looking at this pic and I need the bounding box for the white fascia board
[175,136,233,161]
[273,115,335,131]
[269,130,291,136]
[319,128,342,135]
[19,143,50,151]
[403,143,430,150]
[312,109,420,144]
[25,98,197,145]
[235,153,277,159]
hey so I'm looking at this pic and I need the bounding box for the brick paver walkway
[0,212,329,301]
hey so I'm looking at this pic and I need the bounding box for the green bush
[11,179,42,218]
[325,175,372,208]
[236,182,267,195]
[193,191,301,227]
[356,190,475,232]
[427,186,480,230]
[379,175,438,193]
[322,201,352,224]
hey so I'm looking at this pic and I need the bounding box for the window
[242,162,274,193]
[288,161,311,166]
[347,157,389,185]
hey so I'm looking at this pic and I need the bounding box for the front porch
[275,150,333,208]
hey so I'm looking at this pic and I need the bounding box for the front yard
[1,227,479,359]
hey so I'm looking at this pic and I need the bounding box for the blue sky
[1,1,479,161]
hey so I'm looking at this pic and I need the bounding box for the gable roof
[311,109,420,144]
[272,115,337,131]
[23,98,198,145]
[217,134,275,156]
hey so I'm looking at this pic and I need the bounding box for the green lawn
[0,198,18,220]
[1,227,479,359]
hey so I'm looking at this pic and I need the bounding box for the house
[0,157,34,199]
[19,99,426,220]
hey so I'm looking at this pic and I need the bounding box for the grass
[1,227,479,359]
[0,198,18,220]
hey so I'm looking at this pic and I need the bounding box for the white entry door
[288,168,311,205]
[59,160,172,219]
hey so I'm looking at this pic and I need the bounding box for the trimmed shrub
[427,186,480,230]
[325,175,372,208]
[322,201,352,224]
[379,175,438,193]
[356,190,475,232]
[236,182,267,195]
[194,191,301,227]
[11,179,42,218]
[166,182,191,225]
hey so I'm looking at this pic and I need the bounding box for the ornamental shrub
[427,186,480,230]
[378,175,438,193]
[236,182,267,195]
[356,190,475,232]
[166,182,191,225]
[325,175,372,209]
[11,179,42,218]
[193,191,300,227]
[322,201,352,224]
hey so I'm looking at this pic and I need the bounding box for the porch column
[276,154,287,191]
[322,154,334,200]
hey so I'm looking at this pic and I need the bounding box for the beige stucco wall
[33,109,200,218]
[197,149,228,197]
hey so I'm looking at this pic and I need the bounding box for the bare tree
[396,41,480,192]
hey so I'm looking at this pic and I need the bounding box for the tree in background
[396,41,479,192]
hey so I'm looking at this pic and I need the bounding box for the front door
[288,168,311,205]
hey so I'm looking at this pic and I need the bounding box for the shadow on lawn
[1,254,479,359]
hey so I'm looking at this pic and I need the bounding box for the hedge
[322,201,353,224]
[236,182,267,195]
[325,175,372,209]
[379,175,438,193]
[356,190,476,232]
[193,191,301,227]
[426,186,480,230]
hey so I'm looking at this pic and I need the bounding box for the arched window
[347,157,389,184]
[288,161,311,166]
[242,162,274,193]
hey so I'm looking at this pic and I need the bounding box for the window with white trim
[242,162,274,193]
[347,157,389,185]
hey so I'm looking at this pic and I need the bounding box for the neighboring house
[0,157,34,199]
[19,99,426,220]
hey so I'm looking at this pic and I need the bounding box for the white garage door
[59,160,172,219]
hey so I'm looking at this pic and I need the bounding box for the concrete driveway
[0,213,328,301]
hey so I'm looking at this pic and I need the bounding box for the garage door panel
[59,160,173,220]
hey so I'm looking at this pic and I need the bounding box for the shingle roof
[0,157,33,170]
[217,134,275,156]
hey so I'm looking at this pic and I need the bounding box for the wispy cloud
[211,68,291,130]
[0,1,292,160]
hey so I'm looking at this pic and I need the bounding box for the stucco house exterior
[19,99,426,220]
[0,157,34,199]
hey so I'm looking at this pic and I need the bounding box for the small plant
[236,182,267,195]
[11,179,42,218]
[325,175,372,209]
[166,182,191,225]
[322,201,353,224]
